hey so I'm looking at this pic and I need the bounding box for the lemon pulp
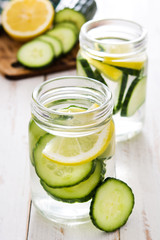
[42,105,114,165]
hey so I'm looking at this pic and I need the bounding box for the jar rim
[31,76,113,136]
[80,18,147,57]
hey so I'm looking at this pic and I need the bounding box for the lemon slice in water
[42,104,114,165]
[42,121,114,165]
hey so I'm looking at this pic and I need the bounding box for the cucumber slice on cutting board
[55,21,79,36]
[47,25,77,54]
[90,178,134,232]
[40,160,103,203]
[76,57,95,78]
[34,134,96,188]
[55,8,86,30]
[121,76,146,117]
[37,35,63,58]
[113,73,128,114]
[17,40,54,68]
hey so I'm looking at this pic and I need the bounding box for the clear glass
[78,19,148,141]
[29,76,115,225]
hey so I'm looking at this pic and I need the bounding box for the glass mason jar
[77,19,148,141]
[29,76,115,225]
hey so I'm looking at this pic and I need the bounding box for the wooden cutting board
[0,27,79,80]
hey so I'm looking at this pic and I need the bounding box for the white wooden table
[1,0,160,239]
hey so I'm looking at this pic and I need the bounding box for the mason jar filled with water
[77,19,148,141]
[29,76,115,225]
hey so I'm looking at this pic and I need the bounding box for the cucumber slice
[17,40,54,68]
[37,35,63,58]
[115,66,141,76]
[47,26,77,54]
[90,178,134,232]
[121,76,146,117]
[113,73,128,114]
[55,8,86,30]
[40,160,103,203]
[94,69,108,86]
[34,134,96,188]
[76,57,95,78]
[29,119,46,166]
[55,21,79,36]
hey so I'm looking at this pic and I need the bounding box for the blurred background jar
[77,19,148,141]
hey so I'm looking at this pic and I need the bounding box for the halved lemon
[42,120,114,165]
[1,0,54,41]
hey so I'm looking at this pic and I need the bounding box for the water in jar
[29,99,115,225]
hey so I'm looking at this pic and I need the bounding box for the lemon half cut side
[2,0,54,41]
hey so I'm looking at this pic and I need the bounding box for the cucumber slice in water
[76,57,95,78]
[29,119,46,165]
[121,76,146,116]
[94,69,108,86]
[47,26,77,54]
[90,178,134,232]
[113,73,128,114]
[40,160,103,203]
[34,134,96,188]
[17,40,54,68]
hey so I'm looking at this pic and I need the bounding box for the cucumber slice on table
[47,26,77,54]
[17,40,54,68]
[55,8,86,31]
[37,35,63,58]
[90,178,134,232]
[77,57,95,78]
[34,134,96,188]
[121,76,146,117]
[41,160,104,203]
[113,73,128,114]
[29,119,46,165]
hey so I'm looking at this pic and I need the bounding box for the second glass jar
[77,19,148,141]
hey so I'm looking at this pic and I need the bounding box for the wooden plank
[0,75,44,240]
[28,205,120,240]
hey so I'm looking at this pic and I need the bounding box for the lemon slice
[1,0,54,41]
[104,56,145,70]
[88,58,123,82]
[42,120,114,165]
[103,45,146,70]
[95,43,145,70]
[57,105,87,113]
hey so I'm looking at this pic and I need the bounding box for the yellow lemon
[42,120,114,165]
[2,0,54,41]
[42,105,114,165]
